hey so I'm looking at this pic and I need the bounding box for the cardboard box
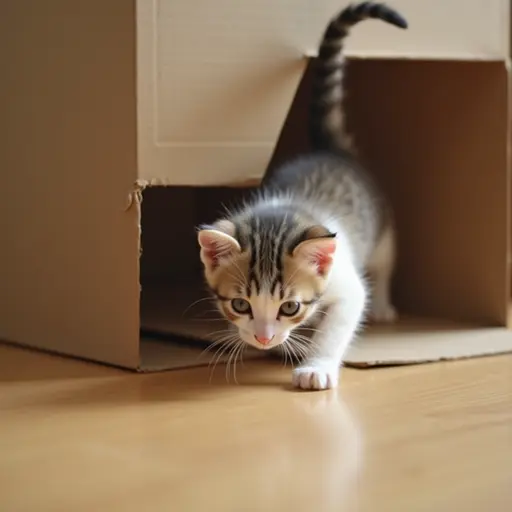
[2,0,512,371]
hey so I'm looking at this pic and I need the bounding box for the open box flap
[344,321,512,367]
[0,1,141,368]
[136,0,511,187]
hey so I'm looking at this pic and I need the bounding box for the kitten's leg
[367,227,397,323]
[292,265,366,391]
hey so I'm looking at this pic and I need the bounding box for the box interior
[2,3,511,373]
[137,58,512,371]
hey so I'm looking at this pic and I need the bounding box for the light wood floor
[0,344,511,512]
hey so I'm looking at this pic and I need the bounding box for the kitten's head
[197,213,336,350]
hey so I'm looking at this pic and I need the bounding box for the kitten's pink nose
[254,335,274,346]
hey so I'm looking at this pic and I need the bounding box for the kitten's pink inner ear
[293,237,336,276]
[198,229,241,270]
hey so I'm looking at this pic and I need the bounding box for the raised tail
[309,2,407,152]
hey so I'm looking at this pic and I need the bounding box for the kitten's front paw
[292,364,339,391]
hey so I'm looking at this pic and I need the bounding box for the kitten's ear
[197,229,241,272]
[292,235,337,276]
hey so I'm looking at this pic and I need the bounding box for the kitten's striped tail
[310,2,407,152]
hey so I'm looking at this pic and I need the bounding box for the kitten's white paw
[370,301,397,323]
[292,364,339,391]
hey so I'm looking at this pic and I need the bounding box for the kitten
[197,2,408,390]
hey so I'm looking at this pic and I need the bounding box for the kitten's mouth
[254,343,274,351]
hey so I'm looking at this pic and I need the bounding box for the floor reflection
[169,389,364,512]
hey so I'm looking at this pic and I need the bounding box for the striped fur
[234,203,333,298]
[310,2,407,152]
[197,3,408,390]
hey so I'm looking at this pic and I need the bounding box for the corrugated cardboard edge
[344,327,512,367]
[133,177,262,189]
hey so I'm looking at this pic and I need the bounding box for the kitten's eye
[279,301,300,317]
[231,298,252,315]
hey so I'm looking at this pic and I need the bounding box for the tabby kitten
[197,2,407,390]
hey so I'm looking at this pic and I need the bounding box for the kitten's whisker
[204,331,237,350]
[198,335,237,360]
[230,344,239,384]
[292,346,309,361]
[208,339,238,384]
[206,328,236,340]
[196,308,226,316]
[190,310,227,322]
[226,342,240,383]
[208,347,227,378]
[286,339,305,363]
[288,335,311,360]
[284,342,297,366]
[239,342,247,368]
[231,341,245,385]
[285,342,296,362]
[192,318,227,323]
[208,334,239,348]
[226,340,244,384]
[190,314,224,320]
[289,332,311,344]
[181,296,214,317]
[282,343,289,368]
[207,326,236,335]
[291,342,306,364]
[289,337,309,354]
[200,336,231,353]
[291,341,314,360]
[290,332,317,345]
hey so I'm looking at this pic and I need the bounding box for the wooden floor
[0,344,511,512]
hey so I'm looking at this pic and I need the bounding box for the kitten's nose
[254,335,274,346]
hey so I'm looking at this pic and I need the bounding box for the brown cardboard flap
[345,321,512,367]
[139,283,512,370]
[269,59,510,325]
[350,60,510,325]
[136,1,511,186]
[0,1,141,368]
